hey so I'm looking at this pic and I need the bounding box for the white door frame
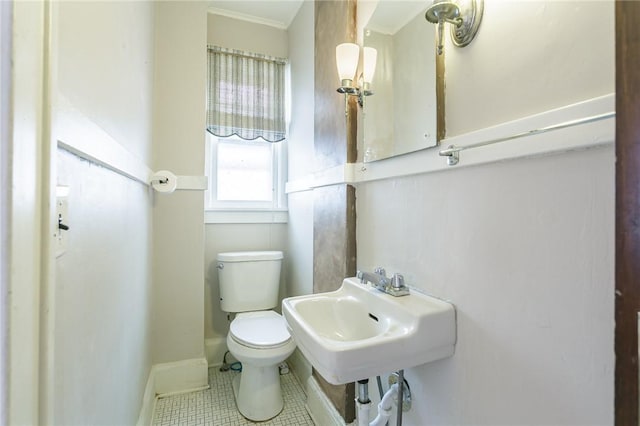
[4,0,55,424]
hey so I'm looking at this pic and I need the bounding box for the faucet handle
[391,273,405,289]
[374,267,387,277]
[389,273,410,296]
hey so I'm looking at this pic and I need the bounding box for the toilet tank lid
[217,251,283,262]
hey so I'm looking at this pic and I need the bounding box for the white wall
[55,150,153,425]
[57,1,155,161]
[445,0,614,137]
[354,1,615,424]
[286,1,315,182]
[203,13,291,365]
[357,146,614,424]
[207,13,288,58]
[152,1,208,366]
[284,0,315,384]
[53,1,155,424]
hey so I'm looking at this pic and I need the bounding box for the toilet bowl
[226,311,296,421]
[216,251,295,421]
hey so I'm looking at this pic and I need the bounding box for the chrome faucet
[357,268,410,297]
[357,268,390,289]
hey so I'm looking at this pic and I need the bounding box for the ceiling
[208,0,431,35]
[208,0,305,29]
[365,1,430,35]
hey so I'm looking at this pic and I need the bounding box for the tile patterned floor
[152,367,315,426]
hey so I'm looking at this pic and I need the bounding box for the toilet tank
[217,251,283,313]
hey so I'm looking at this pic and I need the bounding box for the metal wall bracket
[451,0,484,48]
[440,145,460,166]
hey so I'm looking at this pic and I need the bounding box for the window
[217,139,272,202]
[205,46,288,219]
[205,134,286,211]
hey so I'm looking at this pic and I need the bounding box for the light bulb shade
[336,42,360,82]
[362,47,378,84]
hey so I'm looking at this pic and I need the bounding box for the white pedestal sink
[282,277,456,385]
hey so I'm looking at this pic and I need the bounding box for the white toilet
[217,250,296,421]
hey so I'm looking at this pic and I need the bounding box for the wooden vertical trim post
[615,2,640,424]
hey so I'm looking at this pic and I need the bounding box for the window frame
[204,133,288,221]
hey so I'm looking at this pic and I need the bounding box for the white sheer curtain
[207,45,287,143]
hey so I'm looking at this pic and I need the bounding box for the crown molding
[207,7,289,30]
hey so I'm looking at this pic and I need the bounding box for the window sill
[204,209,288,224]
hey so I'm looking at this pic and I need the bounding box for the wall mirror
[362,0,438,162]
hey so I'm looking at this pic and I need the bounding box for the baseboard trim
[136,367,157,426]
[154,357,210,396]
[305,376,350,426]
[137,357,210,426]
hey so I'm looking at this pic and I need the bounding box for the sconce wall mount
[336,43,377,115]
[425,0,483,55]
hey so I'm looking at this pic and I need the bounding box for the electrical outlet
[55,186,69,257]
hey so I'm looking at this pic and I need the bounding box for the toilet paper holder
[150,170,208,194]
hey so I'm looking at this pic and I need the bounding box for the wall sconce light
[425,0,483,55]
[336,43,377,115]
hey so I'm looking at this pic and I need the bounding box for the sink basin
[282,277,456,385]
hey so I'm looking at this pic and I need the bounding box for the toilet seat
[230,311,291,349]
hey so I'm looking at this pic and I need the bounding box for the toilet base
[232,364,284,421]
